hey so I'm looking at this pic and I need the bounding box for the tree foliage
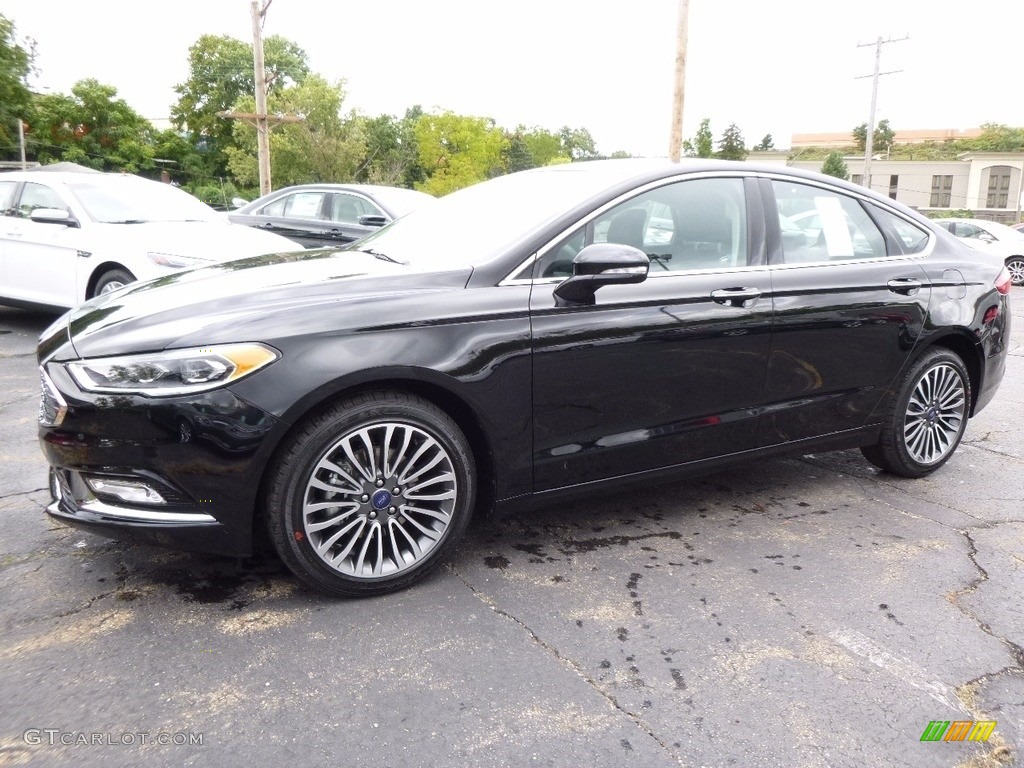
[716,123,747,161]
[693,118,714,158]
[852,119,894,153]
[171,34,310,177]
[354,107,426,187]
[30,79,154,171]
[754,134,774,151]
[0,14,34,159]
[559,126,599,161]
[820,151,849,180]
[414,111,507,195]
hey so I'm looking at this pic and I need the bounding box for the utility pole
[17,118,26,169]
[855,35,907,191]
[251,0,272,195]
[668,0,689,161]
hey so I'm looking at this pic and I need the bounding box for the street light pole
[17,119,26,170]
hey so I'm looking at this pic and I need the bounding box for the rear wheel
[93,268,136,297]
[1006,256,1024,286]
[861,349,970,478]
[265,391,476,597]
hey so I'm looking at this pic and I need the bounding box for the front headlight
[148,252,213,268]
[66,343,279,397]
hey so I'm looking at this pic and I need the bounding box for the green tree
[820,151,849,180]
[502,129,535,173]
[415,111,507,195]
[716,123,747,161]
[0,15,34,160]
[226,75,366,188]
[172,34,310,177]
[754,133,774,151]
[30,79,154,171]
[693,118,714,158]
[852,119,895,153]
[354,108,426,187]
[521,126,569,166]
[972,123,1024,152]
[559,126,599,160]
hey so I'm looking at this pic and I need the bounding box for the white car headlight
[148,252,213,268]
[66,344,279,397]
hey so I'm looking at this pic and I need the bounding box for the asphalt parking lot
[1,294,1021,768]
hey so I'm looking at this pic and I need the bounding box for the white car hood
[93,219,297,261]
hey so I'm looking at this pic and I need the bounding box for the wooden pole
[668,0,688,162]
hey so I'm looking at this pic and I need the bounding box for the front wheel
[861,349,970,478]
[92,268,136,297]
[1006,256,1024,286]
[265,391,476,597]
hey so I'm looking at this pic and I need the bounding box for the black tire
[1006,256,1024,286]
[861,348,970,478]
[92,268,136,298]
[265,391,476,597]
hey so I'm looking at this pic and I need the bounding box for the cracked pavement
[1,295,1021,768]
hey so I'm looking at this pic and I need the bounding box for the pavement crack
[0,487,48,502]
[448,563,685,766]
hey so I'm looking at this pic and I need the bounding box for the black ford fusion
[38,159,1012,597]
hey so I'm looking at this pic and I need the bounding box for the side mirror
[978,232,996,243]
[553,243,649,306]
[30,208,78,228]
[358,214,388,228]
[231,197,248,209]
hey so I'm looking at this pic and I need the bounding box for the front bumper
[38,361,285,557]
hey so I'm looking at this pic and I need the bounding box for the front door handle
[887,278,922,295]
[711,287,761,307]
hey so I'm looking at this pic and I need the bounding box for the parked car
[228,184,435,248]
[1011,222,1024,233]
[38,159,1011,597]
[932,218,1024,285]
[0,171,296,309]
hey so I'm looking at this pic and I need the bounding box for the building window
[851,174,863,186]
[888,175,899,200]
[986,169,1011,208]
[930,175,953,207]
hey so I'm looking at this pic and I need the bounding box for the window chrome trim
[499,170,756,286]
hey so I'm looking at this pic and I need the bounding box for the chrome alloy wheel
[301,422,457,579]
[1007,257,1024,286]
[902,363,967,465]
[98,280,126,295]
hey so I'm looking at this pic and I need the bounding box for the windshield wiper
[355,247,404,265]
[107,219,148,224]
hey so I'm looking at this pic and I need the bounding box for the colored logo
[920,721,996,742]
[371,489,393,510]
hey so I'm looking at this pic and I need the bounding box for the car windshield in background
[347,163,660,270]
[371,187,437,218]
[67,178,221,224]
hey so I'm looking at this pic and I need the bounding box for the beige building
[749,150,1024,224]
[790,127,986,148]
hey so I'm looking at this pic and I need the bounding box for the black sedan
[227,183,434,248]
[38,160,1012,597]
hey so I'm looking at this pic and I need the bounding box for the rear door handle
[887,278,922,295]
[711,287,761,307]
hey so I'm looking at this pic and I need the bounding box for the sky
[4,0,1024,157]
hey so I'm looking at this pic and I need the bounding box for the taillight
[995,266,1012,295]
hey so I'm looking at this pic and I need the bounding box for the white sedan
[0,171,297,309]
[933,217,1024,286]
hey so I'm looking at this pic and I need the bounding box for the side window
[533,177,747,278]
[772,180,885,262]
[283,192,326,220]
[18,183,68,218]
[869,206,930,255]
[258,196,288,217]
[329,194,383,224]
[0,181,17,216]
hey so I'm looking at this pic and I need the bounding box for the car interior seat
[332,197,360,223]
[605,208,648,252]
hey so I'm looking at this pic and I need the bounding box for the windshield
[372,187,436,218]
[345,163,655,269]
[67,177,221,224]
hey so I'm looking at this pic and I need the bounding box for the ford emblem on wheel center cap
[371,489,392,510]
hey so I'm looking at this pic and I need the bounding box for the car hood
[45,250,473,361]
[95,219,296,259]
